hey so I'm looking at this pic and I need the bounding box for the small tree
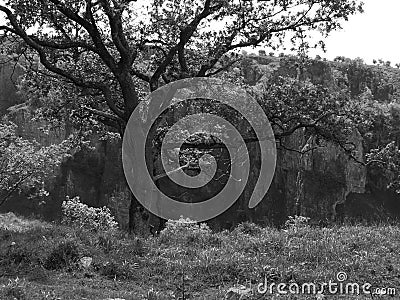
[0,121,72,206]
[367,141,400,194]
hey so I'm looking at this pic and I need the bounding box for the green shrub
[158,217,213,247]
[61,196,118,232]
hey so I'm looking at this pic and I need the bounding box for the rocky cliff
[1,54,399,230]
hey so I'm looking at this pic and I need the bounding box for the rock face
[300,129,367,222]
[0,56,131,228]
[0,56,24,115]
[0,112,131,228]
[1,55,399,230]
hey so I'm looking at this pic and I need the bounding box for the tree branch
[130,69,150,82]
[149,0,213,90]
[0,172,34,207]
[98,0,134,68]
[47,0,118,70]
[98,84,125,120]
[0,4,106,90]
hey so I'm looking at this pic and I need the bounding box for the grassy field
[0,213,399,300]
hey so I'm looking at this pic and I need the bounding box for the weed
[44,240,82,270]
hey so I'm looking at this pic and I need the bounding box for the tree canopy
[0,0,364,135]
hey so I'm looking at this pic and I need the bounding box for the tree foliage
[0,0,364,135]
[367,141,400,194]
[253,76,356,148]
[0,121,72,206]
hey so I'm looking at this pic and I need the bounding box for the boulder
[79,257,93,269]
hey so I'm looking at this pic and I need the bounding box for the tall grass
[0,214,399,299]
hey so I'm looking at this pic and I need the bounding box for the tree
[0,121,72,207]
[0,0,364,231]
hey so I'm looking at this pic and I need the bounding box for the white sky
[308,0,400,64]
[0,1,399,65]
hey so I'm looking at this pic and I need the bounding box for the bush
[159,217,213,247]
[284,215,310,232]
[61,196,118,232]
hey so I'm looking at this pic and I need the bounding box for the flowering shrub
[61,196,118,231]
[284,215,310,232]
[159,217,212,246]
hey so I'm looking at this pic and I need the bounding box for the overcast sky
[308,0,400,64]
[0,1,399,65]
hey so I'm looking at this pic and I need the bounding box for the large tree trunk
[118,73,154,235]
[123,116,161,235]
[122,74,178,234]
